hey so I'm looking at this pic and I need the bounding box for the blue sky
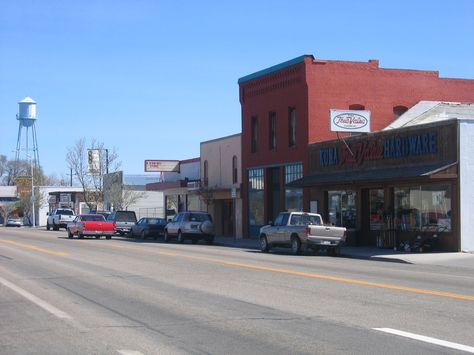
[1,0,474,180]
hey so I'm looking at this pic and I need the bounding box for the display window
[369,189,385,230]
[394,185,451,232]
[248,168,264,226]
[328,190,357,228]
[285,163,303,212]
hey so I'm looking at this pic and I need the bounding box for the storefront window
[248,168,264,236]
[394,185,451,232]
[369,189,384,230]
[328,190,357,228]
[285,163,303,212]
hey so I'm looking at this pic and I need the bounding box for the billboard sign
[145,160,180,172]
[88,149,101,175]
[330,109,371,133]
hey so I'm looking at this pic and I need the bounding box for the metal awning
[288,161,458,188]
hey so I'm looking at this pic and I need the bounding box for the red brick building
[239,55,474,238]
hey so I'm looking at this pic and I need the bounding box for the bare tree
[197,187,214,212]
[104,171,145,211]
[66,138,120,211]
[0,201,18,227]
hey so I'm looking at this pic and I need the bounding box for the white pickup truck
[259,212,347,256]
[46,208,76,231]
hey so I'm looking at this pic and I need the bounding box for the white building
[200,133,242,238]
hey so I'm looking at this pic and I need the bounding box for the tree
[197,187,214,212]
[103,171,145,211]
[66,138,120,211]
[108,184,146,211]
[0,201,18,227]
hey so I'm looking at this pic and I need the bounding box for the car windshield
[58,209,74,215]
[81,215,106,222]
[189,213,211,222]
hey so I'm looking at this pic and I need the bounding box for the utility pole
[30,156,35,228]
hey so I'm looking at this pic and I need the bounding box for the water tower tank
[18,96,37,127]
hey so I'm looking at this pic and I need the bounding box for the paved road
[1,227,473,354]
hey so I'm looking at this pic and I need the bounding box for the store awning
[288,161,458,188]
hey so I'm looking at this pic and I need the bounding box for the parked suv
[164,211,215,244]
[106,210,137,235]
[47,208,76,230]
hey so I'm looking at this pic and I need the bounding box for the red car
[67,214,115,239]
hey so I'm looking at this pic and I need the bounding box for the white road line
[373,328,474,353]
[0,276,72,320]
[117,351,144,355]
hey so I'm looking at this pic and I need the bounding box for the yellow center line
[105,243,474,301]
[3,238,472,301]
[222,261,474,301]
[0,240,70,257]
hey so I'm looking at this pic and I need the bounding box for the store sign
[88,149,101,175]
[145,160,180,172]
[330,109,371,133]
[320,130,439,167]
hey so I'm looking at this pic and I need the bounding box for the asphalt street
[1,227,473,354]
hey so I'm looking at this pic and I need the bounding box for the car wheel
[141,230,146,239]
[53,222,59,231]
[291,236,301,255]
[177,231,184,244]
[67,229,73,239]
[164,230,170,242]
[46,222,51,231]
[260,235,269,253]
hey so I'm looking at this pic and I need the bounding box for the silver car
[164,211,215,244]
[6,216,23,227]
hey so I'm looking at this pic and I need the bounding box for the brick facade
[239,55,474,238]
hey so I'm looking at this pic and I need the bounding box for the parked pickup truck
[259,212,346,256]
[67,214,115,239]
[47,208,76,230]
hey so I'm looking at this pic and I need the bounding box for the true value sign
[330,109,371,133]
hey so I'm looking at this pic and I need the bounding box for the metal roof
[385,101,474,130]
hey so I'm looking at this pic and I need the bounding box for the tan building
[200,134,242,238]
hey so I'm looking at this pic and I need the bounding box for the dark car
[106,210,138,235]
[130,217,167,239]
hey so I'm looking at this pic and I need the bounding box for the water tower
[15,96,40,171]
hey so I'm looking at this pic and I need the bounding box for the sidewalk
[213,236,474,270]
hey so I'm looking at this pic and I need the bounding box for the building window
[203,160,208,186]
[248,168,265,232]
[285,163,303,212]
[232,156,238,184]
[394,185,451,232]
[251,116,258,153]
[349,104,365,110]
[393,105,408,118]
[268,112,276,150]
[288,107,296,147]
